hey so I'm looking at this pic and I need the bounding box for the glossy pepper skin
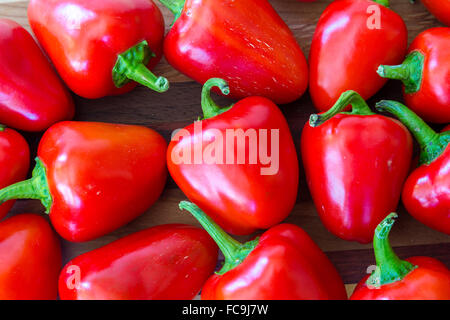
[0,214,61,300]
[420,0,450,26]
[159,0,308,104]
[301,91,413,243]
[59,224,218,300]
[378,28,450,123]
[28,0,168,99]
[309,0,407,111]
[0,126,30,220]
[351,213,450,300]
[0,121,167,242]
[167,79,299,235]
[0,19,74,132]
[376,101,450,235]
[180,201,347,300]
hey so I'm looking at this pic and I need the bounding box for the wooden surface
[0,0,449,298]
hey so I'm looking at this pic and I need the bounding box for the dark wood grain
[0,0,448,293]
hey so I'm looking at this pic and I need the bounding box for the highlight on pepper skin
[0,0,448,304]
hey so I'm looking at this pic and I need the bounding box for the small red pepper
[419,0,450,26]
[0,214,61,300]
[167,78,299,235]
[0,121,167,242]
[378,27,450,123]
[0,19,74,132]
[309,0,407,111]
[180,201,347,300]
[59,224,218,300]
[351,213,450,300]
[28,0,168,99]
[301,91,413,243]
[0,126,29,220]
[159,0,308,104]
[375,100,450,235]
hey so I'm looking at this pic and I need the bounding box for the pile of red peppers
[0,0,448,301]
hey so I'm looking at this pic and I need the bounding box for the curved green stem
[309,90,374,127]
[0,124,5,132]
[201,78,232,120]
[377,51,424,94]
[179,201,259,275]
[372,0,389,7]
[366,213,417,288]
[375,100,450,165]
[0,158,52,213]
[113,40,169,93]
[158,0,185,22]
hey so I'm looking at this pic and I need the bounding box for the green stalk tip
[375,100,449,165]
[179,201,258,275]
[366,213,417,288]
[0,158,52,213]
[201,78,233,119]
[309,90,374,127]
[113,40,169,93]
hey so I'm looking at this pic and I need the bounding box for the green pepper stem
[158,0,185,22]
[377,51,424,94]
[179,201,259,275]
[113,40,169,93]
[126,64,169,93]
[372,0,389,7]
[201,78,232,119]
[375,100,450,165]
[366,213,417,288]
[309,90,374,127]
[0,124,5,132]
[0,158,52,213]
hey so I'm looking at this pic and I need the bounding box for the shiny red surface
[351,256,450,300]
[201,224,347,300]
[309,0,407,111]
[59,224,218,300]
[421,0,450,26]
[28,0,165,98]
[38,121,167,242]
[402,144,450,235]
[301,114,413,243]
[163,0,308,104]
[167,97,299,235]
[0,19,74,131]
[403,28,450,123]
[0,214,61,300]
[0,128,29,220]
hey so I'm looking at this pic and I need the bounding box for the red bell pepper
[375,100,450,234]
[301,91,413,243]
[180,201,347,300]
[377,27,450,123]
[0,121,167,242]
[59,224,218,300]
[0,19,74,132]
[309,0,407,111]
[167,78,299,235]
[159,0,308,104]
[0,126,29,220]
[28,0,168,99]
[0,214,61,300]
[419,0,450,26]
[351,213,450,300]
